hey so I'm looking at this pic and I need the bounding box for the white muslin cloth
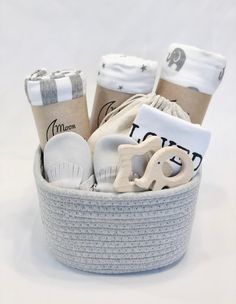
[130,104,211,174]
[161,43,226,94]
[25,69,86,106]
[97,54,158,94]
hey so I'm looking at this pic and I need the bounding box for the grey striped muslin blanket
[25,69,86,106]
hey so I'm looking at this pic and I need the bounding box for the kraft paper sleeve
[156,79,211,124]
[31,96,90,149]
[90,85,133,133]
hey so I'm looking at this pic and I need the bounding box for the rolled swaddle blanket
[156,43,226,124]
[90,54,158,133]
[25,69,90,148]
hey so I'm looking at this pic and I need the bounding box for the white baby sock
[160,43,226,94]
[156,43,227,124]
[93,134,147,192]
[44,132,93,189]
[130,104,211,175]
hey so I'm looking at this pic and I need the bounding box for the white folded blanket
[161,43,226,94]
[97,54,158,94]
[25,69,86,106]
[130,104,211,174]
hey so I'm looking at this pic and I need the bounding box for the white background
[0,0,236,303]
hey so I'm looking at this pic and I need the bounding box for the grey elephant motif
[166,48,186,71]
[218,67,225,81]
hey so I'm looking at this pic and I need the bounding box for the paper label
[156,79,211,124]
[32,96,90,148]
[90,85,133,133]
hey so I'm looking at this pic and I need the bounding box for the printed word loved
[129,123,202,171]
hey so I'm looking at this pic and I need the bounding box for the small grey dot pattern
[34,147,201,274]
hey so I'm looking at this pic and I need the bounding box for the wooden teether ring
[135,146,194,191]
[113,136,162,192]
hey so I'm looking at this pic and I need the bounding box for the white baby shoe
[44,132,93,189]
[93,134,148,192]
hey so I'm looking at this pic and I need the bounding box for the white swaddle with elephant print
[160,43,226,94]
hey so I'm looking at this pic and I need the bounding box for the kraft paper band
[32,96,90,149]
[90,85,133,134]
[156,79,211,124]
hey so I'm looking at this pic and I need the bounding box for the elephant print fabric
[166,48,186,71]
[160,43,226,95]
[218,67,225,81]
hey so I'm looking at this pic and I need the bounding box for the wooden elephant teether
[113,136,162,192]
[135,146,194,191]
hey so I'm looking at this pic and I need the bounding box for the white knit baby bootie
[44,132,93,189]
[93,134,147,192]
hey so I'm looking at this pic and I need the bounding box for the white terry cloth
[130,104,211,174]
[93,134,147,192]
[88,93,190,152]
[97,54,158,94]
[44,132,93,190]
[161,43,226,94]
[25,69,86,106]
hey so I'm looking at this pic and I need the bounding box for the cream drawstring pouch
[88,93,190,152]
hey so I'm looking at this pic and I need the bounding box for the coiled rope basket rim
[34,147,201,274]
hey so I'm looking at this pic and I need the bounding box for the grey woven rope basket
[34,147,201,274]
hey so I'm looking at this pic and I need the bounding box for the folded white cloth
[130,104,211,174]
[161,43,226,94]
[44,132,93,189]
[97,54,158,94]
[94,134,147,192]
[25,69,86,106]
[88,93,190,152]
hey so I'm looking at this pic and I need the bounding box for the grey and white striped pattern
[34,147,201,274]
[25,69,86,106]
